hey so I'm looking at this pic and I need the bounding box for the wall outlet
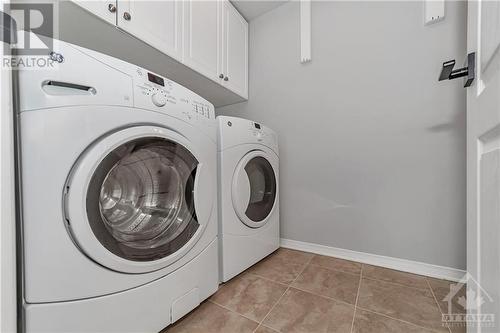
[425,0,445,25]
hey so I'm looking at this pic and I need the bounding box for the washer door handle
[42,80,97,95]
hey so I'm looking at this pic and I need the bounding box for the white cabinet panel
[72,0,248,100]
[183,0,222,82]
[72,0,116,25]
[117,0,183,62]
[222,0,248,98]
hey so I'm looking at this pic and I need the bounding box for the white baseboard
[280,238,466,282]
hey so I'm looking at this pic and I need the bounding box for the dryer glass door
[232,153,277,228]
[245,156,276,222]
[86,137,199,261]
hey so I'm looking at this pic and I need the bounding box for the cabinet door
[117,0,183,62]
[72,0,116,25]
[183,0,222,82]
[222,0,248,98]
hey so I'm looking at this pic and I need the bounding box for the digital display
[254,123,261,129]
[148,72,164,87]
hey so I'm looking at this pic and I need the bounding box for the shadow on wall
[427,108,466,136]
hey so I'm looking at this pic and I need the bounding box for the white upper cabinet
[71,0,248,100]
[222,0,248,99]
[117,1,183,62]
[73,0,117,25]
[182,0,222,82]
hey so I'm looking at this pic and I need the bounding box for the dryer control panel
[217,116,279,154]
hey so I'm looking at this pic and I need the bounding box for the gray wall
[218,1,467,269]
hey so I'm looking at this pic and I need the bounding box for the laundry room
[0,1,498,333]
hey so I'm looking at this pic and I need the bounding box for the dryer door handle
[41,80,97,95]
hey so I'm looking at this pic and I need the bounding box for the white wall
[218,1,467,269]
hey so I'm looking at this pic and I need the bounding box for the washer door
[65,126,212,273]
[232,150,278,228]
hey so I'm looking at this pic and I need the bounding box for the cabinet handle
[123,12,131,20]
[219,74,224,79]
[108,3,116,13]
[224,76,229,81]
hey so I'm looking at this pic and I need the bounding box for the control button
[151,93,166,107]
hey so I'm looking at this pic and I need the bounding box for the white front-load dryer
[18,38,218,332]
[217,116,280,282]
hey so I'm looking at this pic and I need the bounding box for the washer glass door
[232,153,277,228]
[86,137,199,261]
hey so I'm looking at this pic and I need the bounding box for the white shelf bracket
[300,0,311,63]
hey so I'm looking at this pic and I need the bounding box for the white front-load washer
[217,116,280,282]
[18,38,218,332]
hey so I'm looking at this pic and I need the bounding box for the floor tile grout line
[296,253,432,291]
[355,305,447,333]
[250,286,289,332]
[360,274,432,292]
[284,285,355,308]
[219,249,449,333]
[361,262,430,278]
[246,268,354,305]
[350,264,363,333]
[259,250,450,332]
[286,250,434,291]
[251,251,436,331]
[252,256,315,333]
[244,271,291,288]
[425,277,453,333]
[210,281,444,333]
[251,290,287,332]
[207,299,260,325]
[291,249,453,288]
[301,251,452,287]
[177,249,455,333]
[238,270,291,288]
[425,277,445,310]
[248,257,362,307]
[254,323,280,333]
[253,261,309,329]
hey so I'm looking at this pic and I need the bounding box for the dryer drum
[244,156,276,222]
[86,137,199,262]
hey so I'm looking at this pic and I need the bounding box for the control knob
[151,93,166,107]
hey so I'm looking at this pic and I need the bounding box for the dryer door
[232,150,278,228]
[65,126,213,273]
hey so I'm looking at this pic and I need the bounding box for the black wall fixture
[439,52,476,88]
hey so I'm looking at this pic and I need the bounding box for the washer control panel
[133,68,215,122]
[192,100,212,118]
[139,85,167,105]
[151,92,166,107]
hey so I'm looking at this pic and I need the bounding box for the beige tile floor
[162,248,466,333]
